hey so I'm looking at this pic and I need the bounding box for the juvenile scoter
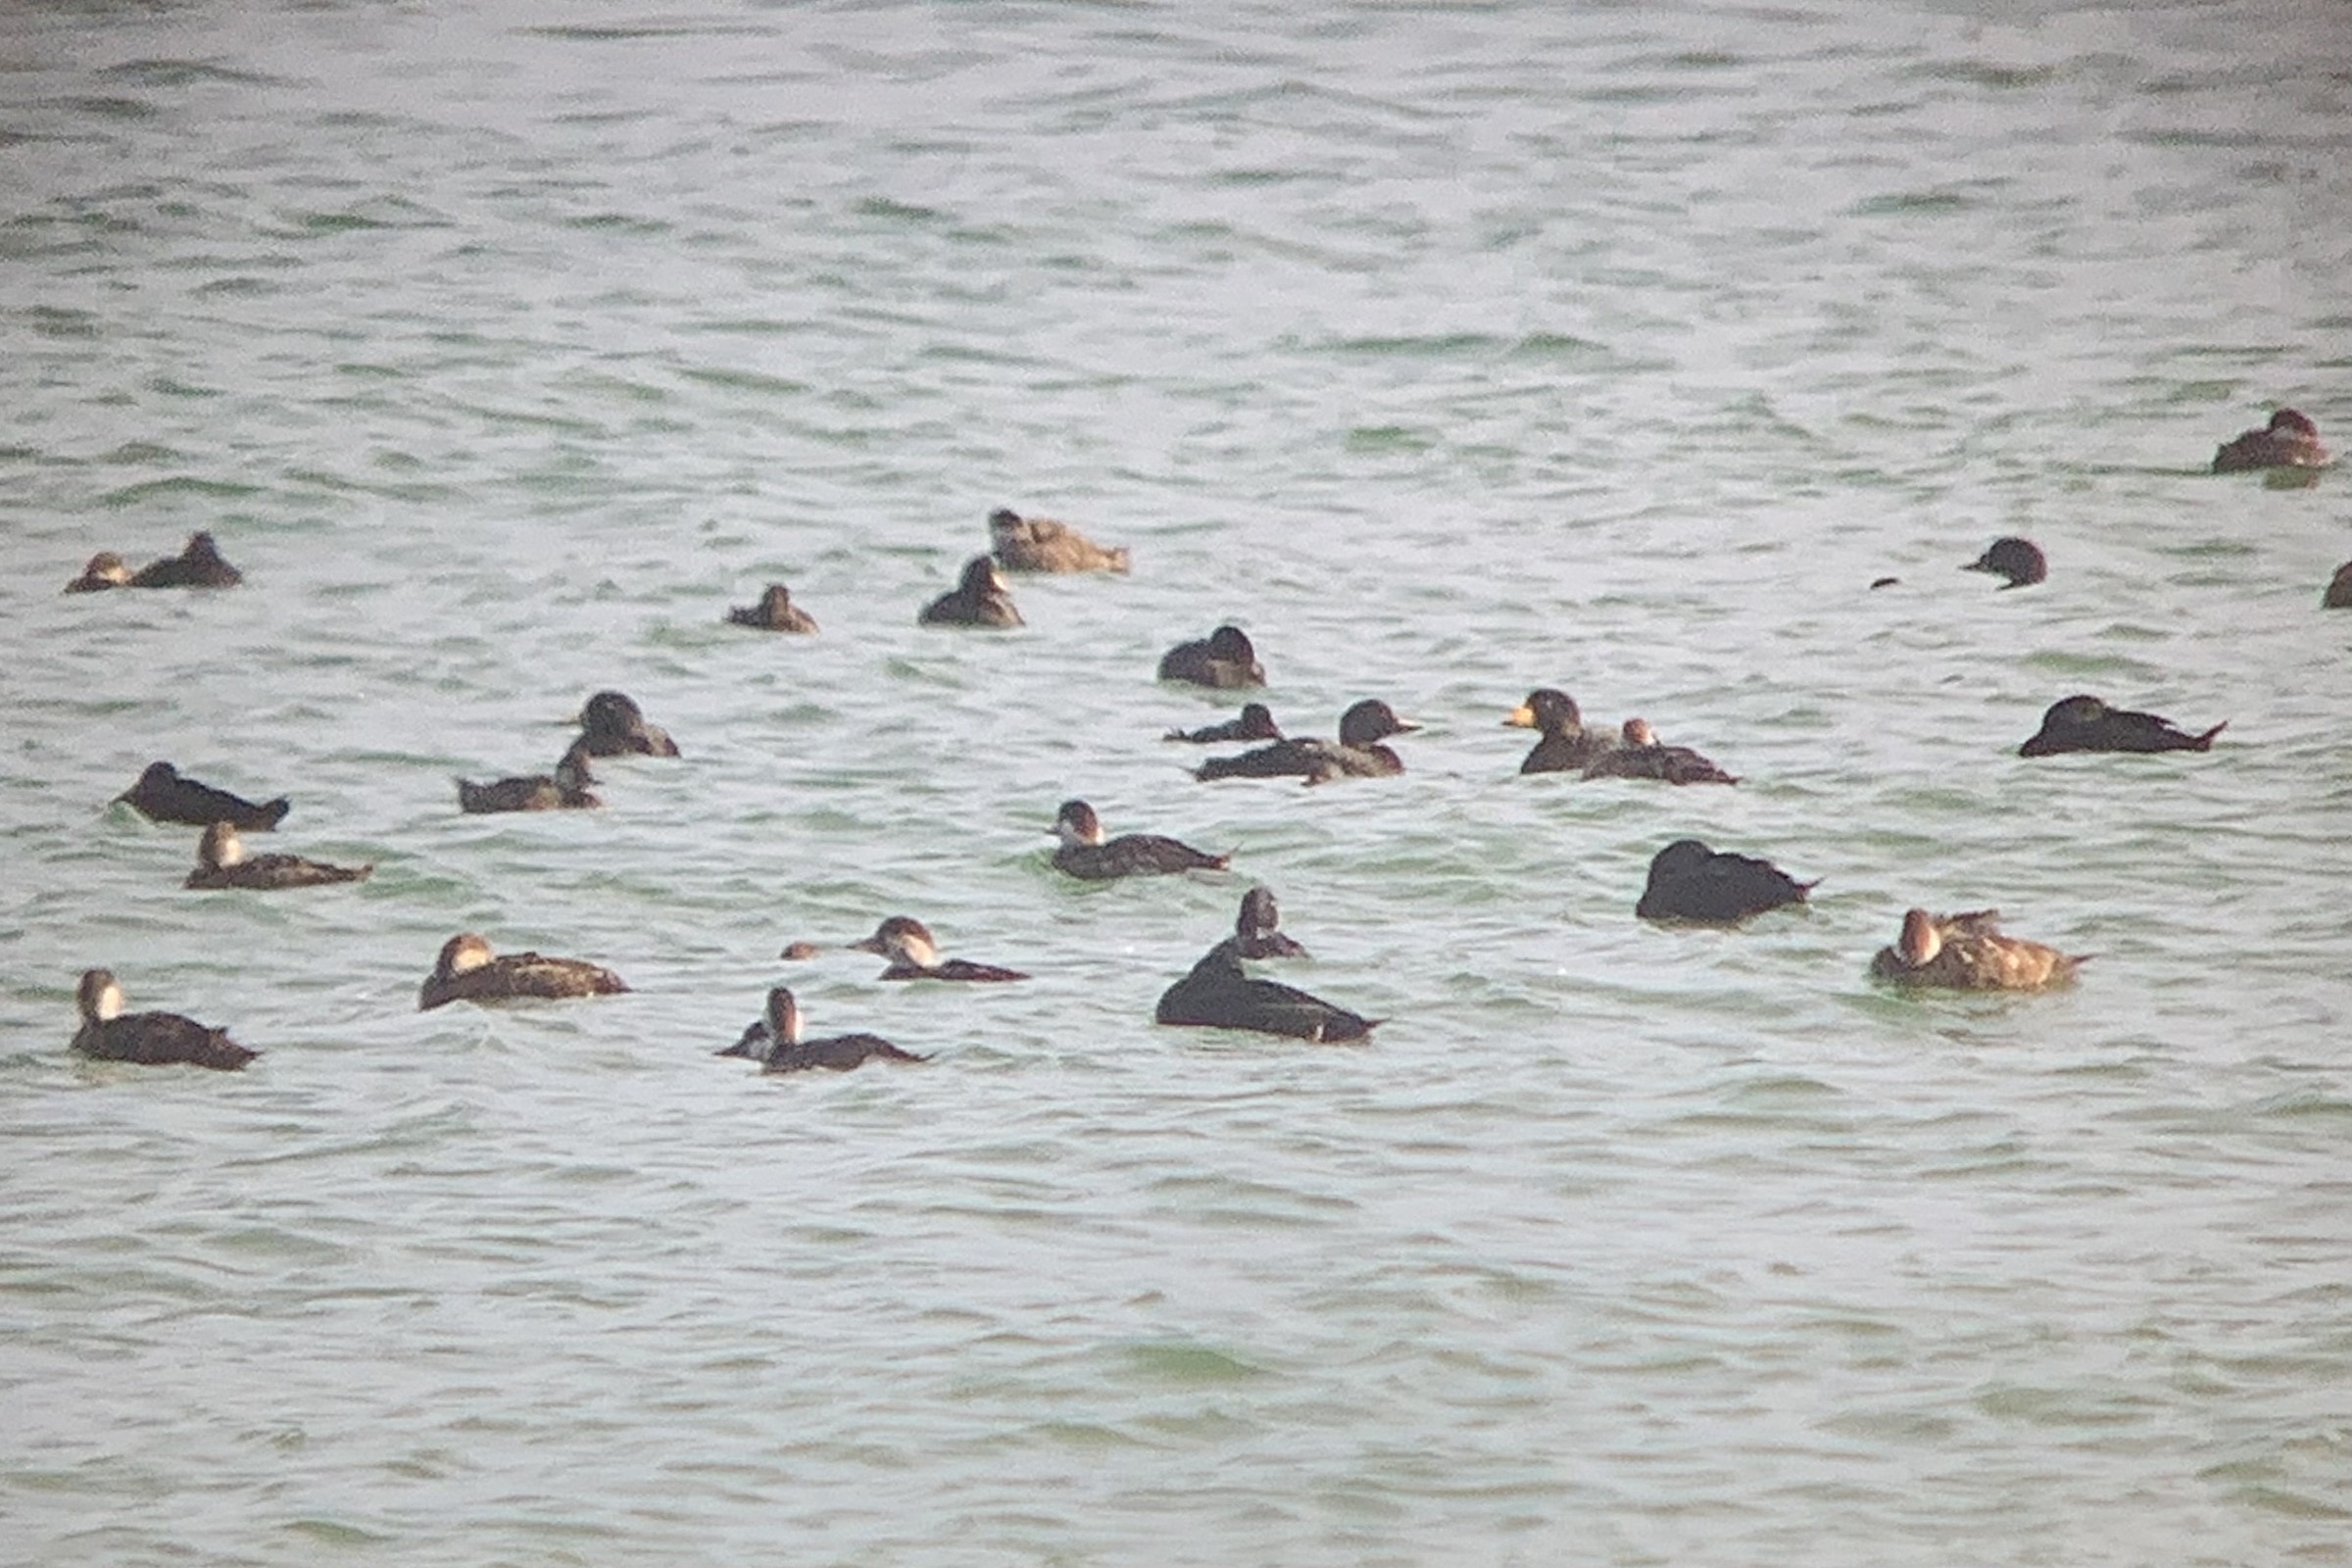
[116,761,289,831]
[1050,799,1230,880]
[128,531,243,588]
[1158,625,1265,689]
[1196,699,1417,783]
[2212,408,2329,473]
[457,739,601,813]
[847,915,1029,982]
[716,986,928,1073]
[417,933,630,1010]
[64,552,130,593]
[918,556,1024,627]
[576,690,680,758]
[1965,536,2046,589]
[2323,562,2352,610]
[1579,718,1738,785]
[2018,695,2226,758]
[1164,703,1282,745]
[1869,907,2084,992]
[988,508,1131,573]
[72,969,255,1070]
[1232,885,1309,958]
[183,821,371,890]
[727,583,818,633]
[1505,688,1614,774]
[1153,892,1377,1042]
[1636,839,1815,925]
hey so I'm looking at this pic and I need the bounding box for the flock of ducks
[59,410,2332,1071]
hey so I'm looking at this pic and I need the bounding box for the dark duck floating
[2018,695,2225,758]
[72,969,255,1070]
[1164,702,1282,745]
[2326,562,2352,610]
[126,531,244,588]
[846,915,1029,982]
[1636,839,1815,925]
[1504,687,1614,774]
[1154,891,1377,1043]
[1196,698,1417,784]
[1869,907,2086,992]
[116,761,289,831]
[1964,536,2046,589]
[988,508,1130,573]
[183,821,371,890]
[1157,624,1264,689]
[2212,408,2328,472]
[716,986,927,1073]
[1580,718,1738,785]
[64,552,131,593]
[918,555,1024,627]
[575,690,680,758]
[726,583,818,632]
[1050,799,1229,880]
[417,933,630,1011]
[458,739,601,813]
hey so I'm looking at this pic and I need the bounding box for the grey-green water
[4,2,2349,1563]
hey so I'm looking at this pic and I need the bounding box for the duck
[1153,894,1378,1042]
[416,933,630,1010]
[918,556,1024,627]
[1157,625,1265,688]
[988,508,1131,573]
[2018,695,2226,758]
[575,690,680,759]
[1636,839,1815,925]
[64,552,131,593]
[1579,718,1738,785]
[115,761,289,831]
[2323,562,2352,610]
[71,969,256,1070]
[457,739,601,813]
[726,583,818,633]
[1050,799,1230,880]
[1964,536,2046,589]
[1196,699,1417,783]
[715,986,927,1073]
[1231,885,1309,958]
[182,821,371,890]
[1164,703,1282,745]
[1504,687,1615,774]
[2212,408,2329,472]
[127,531,243,588]
[1869,907,2085,992]
[845,916,1029,982]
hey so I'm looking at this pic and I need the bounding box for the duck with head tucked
[183,821,371,891]
[2018,695,2225,758]
[417,933,630,1010]
[64,552,131,593]
[127,531,243,588]
[1503,687,1615,774]
[919,556,1024,627]
[71,969,256,1070]
[116,761,289,831]
[716,986,927,1073]
[1154,889,1377,1043]
[2212,408,2328,473]
[457,738,601,813]
[1636,839,1815,925]
[1050,799,1230,880]
[576,690,680,759]
[1580,718,1738,785]
[1870,907,2085,992]
[727,583,818,633]
[1158,624,1264,689]
[1164,702,1282,745]
[988,508,1131,573]
[845,916,1029,982]
[1964,536,2046,589]
[1196,699,1417,783]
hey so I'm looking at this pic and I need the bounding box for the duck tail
[2190,721,2228,752]
[257,798,291,830]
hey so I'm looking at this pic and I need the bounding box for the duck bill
[714,1039,755,1058]
[846,937,886,955]
[1501,705,1536,728]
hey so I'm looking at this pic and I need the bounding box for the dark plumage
[457,739,601,813]
[716,987,927,1073]
[847,916,1029,982]
[2323,562,2352,610]
[1050,799,1229,880]
[2212,408,2328,473]
[1964,536,2046,589]
[1579,718,1738,786]
[727,583,817,632]
[1504,687,1614,774]
[183,821,371,890]
[1157,625,1264,689]
[116,761,289,831]
[71,969,255,1070]
[416,933,630,1010]
[988,508,1130,573]
[2018,695,2226,758]
[1154,937,1378,1043]
[1164,703,1282,745]
[1635,839,1815,925]
[126,531,243,588]
[1196,699,1417,784]
[918,556,1024,627]
[576,691,680,759]
[1231,886,1308,959]
[64,552,130,593]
